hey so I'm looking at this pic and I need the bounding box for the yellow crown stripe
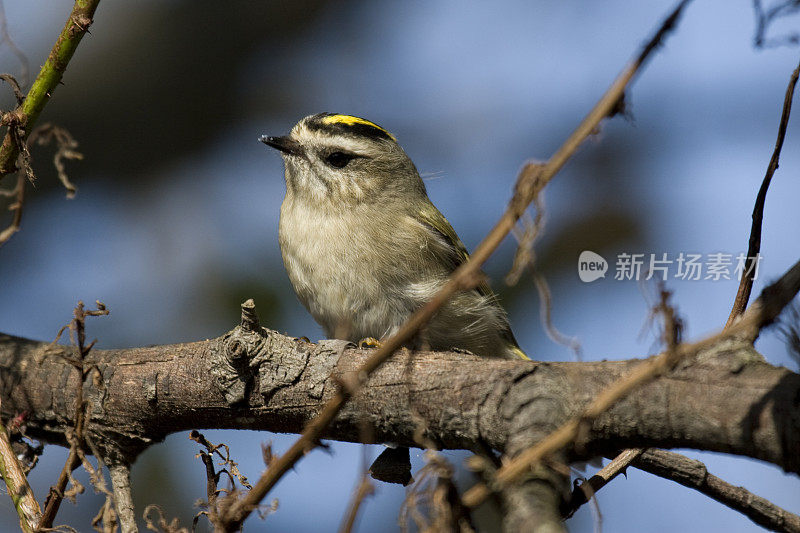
[321,114,396,141]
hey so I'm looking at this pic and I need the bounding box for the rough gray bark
[0,325,797,476]
[502,463,569,533]
[108,463,136,533]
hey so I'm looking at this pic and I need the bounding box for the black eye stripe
[325,151,355,168]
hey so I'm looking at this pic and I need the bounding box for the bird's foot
[358,337,382,349]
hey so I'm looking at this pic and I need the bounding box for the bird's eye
[325,151,354,168]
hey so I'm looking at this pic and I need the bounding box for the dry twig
[143,504,188,533]
[563,284,678,518]
[190,430,251,493]
[108,464,136,533]
[0,72,23,104]
[507,186,583,360]
[338,418,379,532]
[190,430,271,531]
[726,58,800,327]
[562,448,646,518]
[0,123,82,246]
[565,446,800,533]
[0,172,25,245]
[338,474,375,533]
[28,123,83,197]
[38,301,110,531]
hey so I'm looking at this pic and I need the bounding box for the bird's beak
[259,135,304,156]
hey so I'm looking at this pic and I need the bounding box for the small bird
[261,113,527,360]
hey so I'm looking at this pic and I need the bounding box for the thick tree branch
[0,257,796,531]
[1,256,798,531]
[0,321,797,477]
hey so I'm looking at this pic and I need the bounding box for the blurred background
[1,1,799,531]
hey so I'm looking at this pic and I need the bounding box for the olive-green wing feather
[415,204,528,360]
[415,203,491,296]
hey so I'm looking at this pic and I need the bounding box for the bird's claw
[358,337,382,349]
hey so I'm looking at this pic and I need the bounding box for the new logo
[578,250,608,282]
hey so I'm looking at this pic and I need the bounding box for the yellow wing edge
[508,344,530,360]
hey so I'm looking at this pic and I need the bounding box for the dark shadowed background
[1,1,799,531]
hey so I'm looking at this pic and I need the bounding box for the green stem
[0,0,101,176]
[0,409,41,533]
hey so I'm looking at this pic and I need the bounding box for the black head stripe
[306,113,395,142]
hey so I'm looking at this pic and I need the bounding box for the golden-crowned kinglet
[261,113,527,360]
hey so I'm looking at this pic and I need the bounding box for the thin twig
[28,123,83,198]
[633,449,800,533]
[0,0,100,178]
[217,2,692,528]
[79,437,118,533]
[566,447,800,533]
[190,431,221,528]
[0,73,24,104]
[39,449,81,530]
[726,58,800,328]
[562,448,645,518]
[0,123,81,246]
[461,257,800,509]
[506,187,546,286]
[190,430,259,531]
[0,172,25,245]
[338,474,375,533]
[339,413,377,529]
[38,301,109,531]
[144,504,188,533]
[508,190,583,360]
[531,267,584,360]
[189,430,251,491]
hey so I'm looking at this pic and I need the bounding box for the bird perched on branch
[261,113,527,361]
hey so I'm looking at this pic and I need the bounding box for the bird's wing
[414,203,529,361]
[414,203,492,297]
